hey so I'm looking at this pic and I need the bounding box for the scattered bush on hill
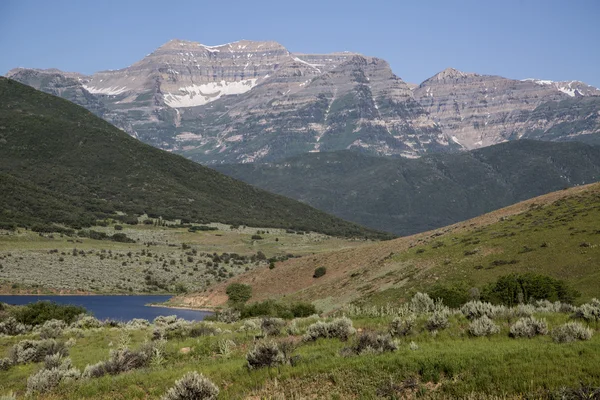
[246,340,285,369]
[344,332,397,355]
[303,317,356,342]
[225,283,252,305]
[313,266,327,278]
[161,371,219,400]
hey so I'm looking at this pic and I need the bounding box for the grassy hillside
[177,183,600,312]
[0,78,390,240]
[214,140,600,235]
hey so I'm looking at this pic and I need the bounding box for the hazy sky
[1,0,599,86]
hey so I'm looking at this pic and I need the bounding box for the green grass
[360,187,600,306]
[1,312,599,399]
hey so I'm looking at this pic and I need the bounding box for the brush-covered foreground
[0,223,368,294]
[1,296,599,399]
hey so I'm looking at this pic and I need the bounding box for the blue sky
[1,0,599,86]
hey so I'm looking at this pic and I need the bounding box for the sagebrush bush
[0,317,31,336]
[410,292,434,314]
[389,314,416,337]
[261,317,285,337]
[82,346,152,378]
[71,315,102,329]
[26,356,80,394]
[9,339,67,364]
[346,332,397,355]
[552,322,593,343]
[460,301,499,320]
[161,371,219,400]
[38,319,67,339]
[246,340,285,369]
[426,311,450,331]
[573,299,600,322]
[215,308,241,323]
[0,357,12,371]
[509,317,548,338]
[303,317,355,342]
[0,392,16,400]
[468,316,500,337]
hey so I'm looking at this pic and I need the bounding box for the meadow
[1,295,599,399]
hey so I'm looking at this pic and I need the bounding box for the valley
[1,8,600,398]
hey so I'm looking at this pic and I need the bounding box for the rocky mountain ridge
[6,39,459,163]
[7,40,600,163]
[413,68,600,149]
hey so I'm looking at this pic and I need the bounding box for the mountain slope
[7,39,458,163]
[0,77,392,239]
[177,183,600,311]
[213,140,600,235]
[413,68,600,149]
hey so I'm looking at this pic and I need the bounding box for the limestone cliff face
[8,40,454,163]
[8,45,599,164]
[413,68,600,149]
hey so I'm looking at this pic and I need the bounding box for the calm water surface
[0,295,211,321]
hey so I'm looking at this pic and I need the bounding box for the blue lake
[0,295,211,322]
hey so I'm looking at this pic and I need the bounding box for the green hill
[180,183,600,311]
[0,77,391,239]
[214,140,600,235]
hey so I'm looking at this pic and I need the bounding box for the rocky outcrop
[7,40,456,163]
[413,68,600,149]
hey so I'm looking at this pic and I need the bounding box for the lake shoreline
[147,303,215,313]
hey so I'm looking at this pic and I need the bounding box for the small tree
[313,267,327,278]
[225,283,252,305]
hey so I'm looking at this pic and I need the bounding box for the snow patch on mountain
[83,85,128,95]
[164,79,258,108]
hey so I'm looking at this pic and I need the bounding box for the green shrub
[26,356,80,394]
[389,315,416,337]
[13,301,86,326]
[290,302,317,318]
[251,235,263,240]
[482,273,580,306]
[261,317,285,337]
[460,301,500,320]
[161,371,219,400]
[113,224,123,231]
[510,317,548,338]
[427,284,470,308]
[410,292,435,314]
[304,317,356,342]
[81,347,151,378]
[551,322,593,343]
[573,299,600,322]
[468,316,500,337]
[313,267,327,278]
[426,311,450,331]
[246,341,285,369]
[0,358,12,371]
[226,283,252,305]
[345,332,397,355]
[9,339,67,364]
[0,317,31,336]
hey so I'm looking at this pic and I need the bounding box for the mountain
[7,39,458,163]
[0,77,392,239]
[213,140,600,236]
[413,68,600,149]
[176,182,600,311]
